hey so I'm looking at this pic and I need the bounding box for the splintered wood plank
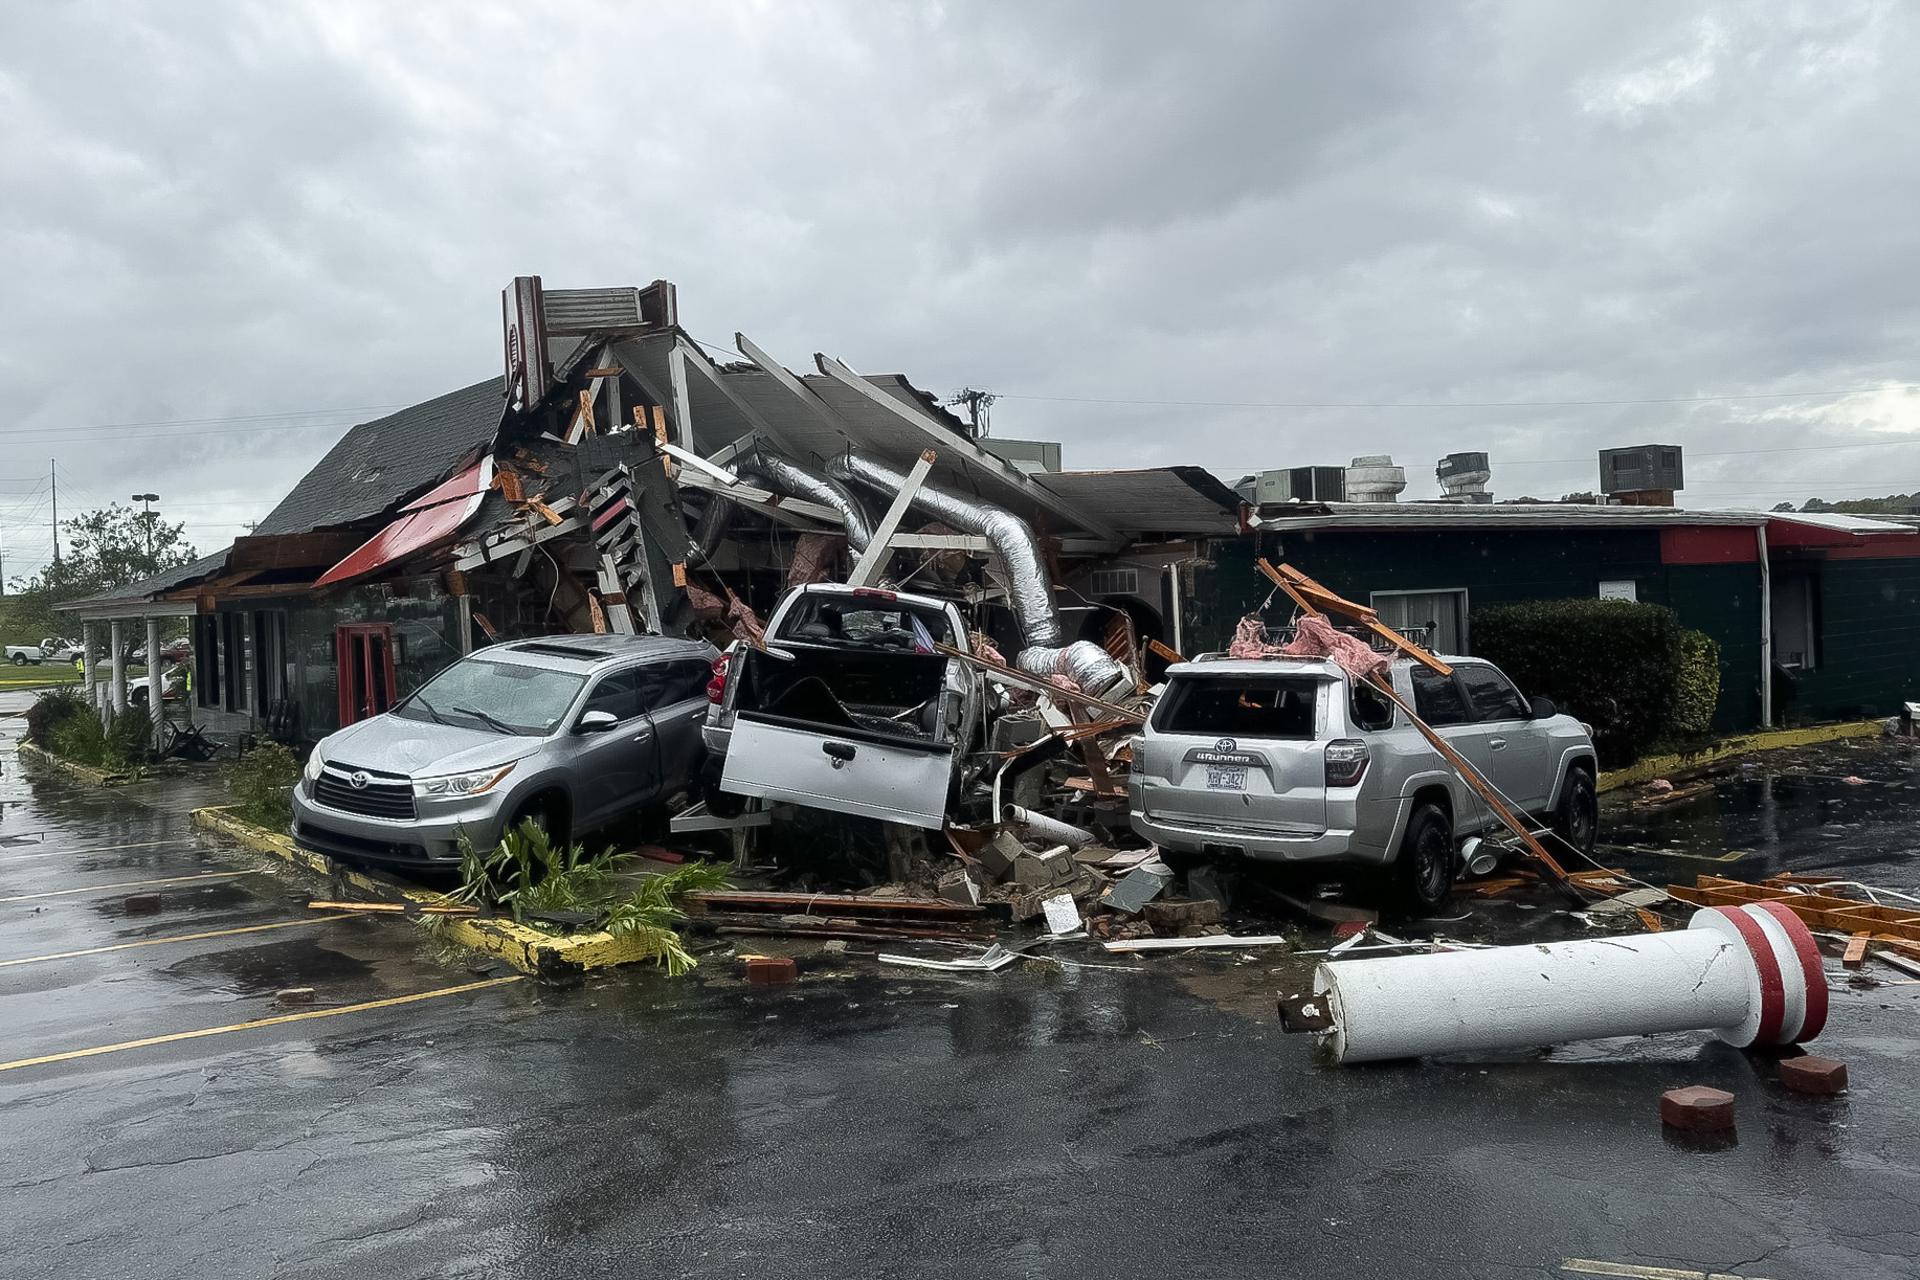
[1843,933,1871,968]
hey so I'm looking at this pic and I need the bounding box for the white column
[80,621,96,700]
[1757,524,1773,730]
[109,619,126,716]
[145,617,163,745]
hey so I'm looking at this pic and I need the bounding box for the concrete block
[745,955,797,986]
[1660,1085,1736,1132]
[275,987,316,1006]
[1778,1055,1848,1096]
[1011,848,1073,888]
[978,831,1027,880]
[938,870,982,907]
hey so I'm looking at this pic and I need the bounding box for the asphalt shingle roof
[252,377,504,536]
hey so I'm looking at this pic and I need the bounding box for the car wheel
[1553,766,1599,857]
[511,797,570,849]
[1395,802,1455,913]
[10,655,24,666]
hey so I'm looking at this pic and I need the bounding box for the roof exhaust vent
[1437,452,1493,504]
[1345,455,1407,504]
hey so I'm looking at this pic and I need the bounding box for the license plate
[1206,765,1247,791]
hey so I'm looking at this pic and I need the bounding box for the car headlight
[413,764,515,799]
[303,750,326,784]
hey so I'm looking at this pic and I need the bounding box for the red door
[336,624,398,726]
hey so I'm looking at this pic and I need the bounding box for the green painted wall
[1783,556,1920,723]
[1186,529,1764,732]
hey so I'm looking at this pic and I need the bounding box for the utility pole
[132,492,159,559]
[49,459,59,566]
[949,388,996,439]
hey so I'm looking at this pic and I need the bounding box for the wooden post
[846,450,936,588]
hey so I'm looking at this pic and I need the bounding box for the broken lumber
[684,890,987,922]
[307,900,479,916]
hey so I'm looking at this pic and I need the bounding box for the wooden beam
[847,449,936,588]
[735,332,851,440]
[814,352,1122,544]
[667,341,695,453]
[1843,932,1871,968]
[674,336,788,455]
[1258,559,1452,675]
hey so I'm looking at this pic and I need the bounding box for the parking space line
[0,914,360,968]
[1,840,202,864]
[0,870,258,903]
[0,976,524,1073]
[1563,1259,1772,1280]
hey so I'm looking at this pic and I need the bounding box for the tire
[1553,766,1599,857]
[510,795,571,849]
[1394,802,1456,913]
[10,655,25,666]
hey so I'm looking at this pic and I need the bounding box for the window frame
[1453,661,1532,723]
[1408,664,1473,728]
[1369,587,1471,653]
[580,667,644,724]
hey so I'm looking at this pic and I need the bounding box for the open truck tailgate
[720,712,955,829]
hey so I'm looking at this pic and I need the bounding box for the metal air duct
[742,453,875,553]
[827,453,1127,694]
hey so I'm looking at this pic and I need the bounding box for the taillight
[707,653,731,704]
[1324,738,1370,787]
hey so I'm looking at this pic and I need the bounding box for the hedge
[1470,598,1710,763]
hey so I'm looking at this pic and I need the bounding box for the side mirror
[1529,696,1558,720]
[576,709,618,733]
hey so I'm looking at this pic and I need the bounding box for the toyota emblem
[348,770,371,790]
[1215,737,1237,753]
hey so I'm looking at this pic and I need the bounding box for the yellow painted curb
[1597,719,1884,793]
[15,740,132,787]
[188,806,668,977]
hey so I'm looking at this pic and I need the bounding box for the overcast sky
[4,1,1917,574]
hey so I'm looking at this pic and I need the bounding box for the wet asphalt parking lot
[1,687,1917,1279]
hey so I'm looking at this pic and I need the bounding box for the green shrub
[26,687,87,746]
[224,742,300,830]
[104,704,153,771]
[1470,598,1684,764]
[51,704,111,766]
[1670,629,1722,737]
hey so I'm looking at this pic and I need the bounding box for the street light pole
[131,493,159,560]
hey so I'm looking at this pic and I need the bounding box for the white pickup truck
[6,637,83,666]
[700,583,988,829]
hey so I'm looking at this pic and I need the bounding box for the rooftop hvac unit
[1242,466,1346,505]
[1599,444,1683,504]
[1436,451,1493,504]
[1345,454,1406,503]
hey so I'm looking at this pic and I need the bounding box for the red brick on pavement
[1779,1055,1849,1096]
[745,955,797,986]
[1661,1085,1736,1131]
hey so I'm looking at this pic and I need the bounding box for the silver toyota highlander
[292,634,716,868]
[1128,653,1598,909]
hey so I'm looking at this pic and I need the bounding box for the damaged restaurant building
[62,279,1243,744]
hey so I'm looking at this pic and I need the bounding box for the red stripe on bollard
[1712,905,1785,1046]
[1749,900,1829,1043]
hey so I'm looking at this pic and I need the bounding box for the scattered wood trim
[1102,934,1291,953]
[307,900,479,916]
[684,890,986,920]
[1147,638,1185,664]
[1843,932,1871,968]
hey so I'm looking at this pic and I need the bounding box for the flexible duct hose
[741,454,874,553]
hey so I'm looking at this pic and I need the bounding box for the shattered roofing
[252,378,503,536]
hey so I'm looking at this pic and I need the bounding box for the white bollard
[1299,904,1828,1064]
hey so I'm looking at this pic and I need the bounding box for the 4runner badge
[1190,738,1259,767]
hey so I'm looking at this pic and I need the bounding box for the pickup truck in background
[701,583,988,829]
[6,638,84,666]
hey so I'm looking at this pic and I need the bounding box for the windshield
[391,657,586,735]
[775,592,953,651]
[1153,675,1323,739]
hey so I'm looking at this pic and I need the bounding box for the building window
[1771,573,1819,671]
[1372,589,1468,653]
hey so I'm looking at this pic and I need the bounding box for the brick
[745,955,797,986]
[1145,898,1224,932]
[123,894,162,915]
[1660,1085,1736,1132]
[1778,1055,1848,1096]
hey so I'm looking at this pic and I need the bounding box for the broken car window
[1349,680,1395,731]
[1153,676,1320,739]
[779,594,951,650]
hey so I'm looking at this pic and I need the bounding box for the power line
[989,381,1920,411]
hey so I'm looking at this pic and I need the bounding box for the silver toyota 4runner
[1128,654,1598,909]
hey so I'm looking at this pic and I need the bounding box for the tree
[1,505,198,641]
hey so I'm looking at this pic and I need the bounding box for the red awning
[314,457,493,588]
